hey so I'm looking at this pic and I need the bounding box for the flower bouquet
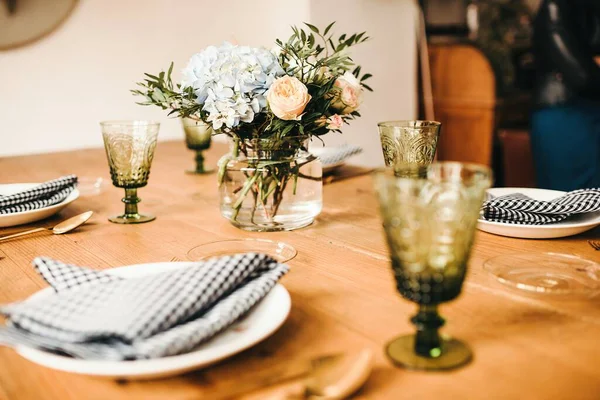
[133,22,372,231]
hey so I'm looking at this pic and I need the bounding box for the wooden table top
[0,141,599,400]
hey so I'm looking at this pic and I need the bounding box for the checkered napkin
[0,253,289,360]
[0,175,78,215]
[481,188,600,225]
[313,144,362,167]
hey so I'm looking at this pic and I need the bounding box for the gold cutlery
[0,211,93,242]
[239,348,373,400]
[589,240,600,251]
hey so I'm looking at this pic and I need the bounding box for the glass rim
[373,162,493,183]
[377,120,441,128]
[100,120,161,127]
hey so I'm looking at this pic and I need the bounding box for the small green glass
[182,117,213,174]
[378,120,441,172]
[374,162,492,371]
[101,120,159,224]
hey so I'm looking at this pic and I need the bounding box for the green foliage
[132,22,373,143]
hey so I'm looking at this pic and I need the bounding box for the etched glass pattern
[378,120,441,169]
[374,163,492,371]
[101,120,159,224]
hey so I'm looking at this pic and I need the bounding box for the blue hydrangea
[181,42,284,130]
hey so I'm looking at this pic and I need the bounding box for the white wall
[310,0,418,166]
[0,0,417,167]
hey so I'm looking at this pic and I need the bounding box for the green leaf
[324,22,335,36]
[167,62,174,79]
[280,123,295,136]
[300,29,307,42]
[151,88,166,102]
[304,22,319,34]
[362,83,373,91]
[361,73,372,81]
[144,73,160,81]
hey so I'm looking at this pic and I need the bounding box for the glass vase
[218,137,322,232]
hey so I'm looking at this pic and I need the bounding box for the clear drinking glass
[378,120,441,171]
[374,162,492,370]
[182,117,213,174]
[101,120,159,224]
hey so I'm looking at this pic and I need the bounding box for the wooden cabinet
[427,42,497,166]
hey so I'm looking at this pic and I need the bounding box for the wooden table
[0,141,599,400]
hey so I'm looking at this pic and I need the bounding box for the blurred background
[1,0,542,184]
[0,0,418,167]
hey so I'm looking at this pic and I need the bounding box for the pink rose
[331,72,363,114]
[267,76,311,121]
[327,114,343,130]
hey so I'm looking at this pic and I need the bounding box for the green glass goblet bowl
[378,120,441,170]
[374,162,492,371]
[101,120,160,224]
[182,117,213,174]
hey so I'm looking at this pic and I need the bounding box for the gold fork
[589,241,600,251]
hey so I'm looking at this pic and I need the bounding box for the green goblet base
[185,167,214,175]
[185,149,213,175]
[386,334,472,371]
[108,213,156,224]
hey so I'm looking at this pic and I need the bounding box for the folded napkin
[0,175,78,215]
[312,144,362,167]
[481,188,600,225]
[0,254,289,360]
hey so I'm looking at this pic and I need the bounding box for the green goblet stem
[123,188,141,217]
[194,150,206,173]
[411,304,445,358]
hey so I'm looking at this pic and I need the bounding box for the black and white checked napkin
[0,175,78,215]
[312,144,362,167]
[0,253,289,360]
[481,188,600,225]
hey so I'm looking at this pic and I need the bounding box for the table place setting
[3,19,600,400]
[0,254,290,378]
[0,175,80,228]
[478,187,600,239]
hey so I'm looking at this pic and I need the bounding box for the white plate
[477,187,600,239]
[16,261,291,379]
[0,183,79,228]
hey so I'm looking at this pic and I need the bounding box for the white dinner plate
[0,183,79,228]
[15,261,291,379]
[477,187,600,239]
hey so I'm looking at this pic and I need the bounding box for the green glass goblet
[374,162,492,370]
[182,117,213,174]
[378,120,441,173]
[101,120,159,224]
